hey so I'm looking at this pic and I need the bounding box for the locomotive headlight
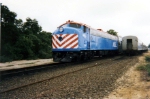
[59,27,64,32]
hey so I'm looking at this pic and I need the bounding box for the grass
[18,62,35,65]
[137,55,150,76]
[6,65,14,67]
[145,63,150,76]
[137,64,150,76]
[145,55,150,76]
[137,65,146,71]
[145,55,150,62]
[25,62,35,64]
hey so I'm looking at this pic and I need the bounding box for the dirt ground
[104,51,150,99]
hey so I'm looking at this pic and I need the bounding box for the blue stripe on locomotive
[90,35,118,50]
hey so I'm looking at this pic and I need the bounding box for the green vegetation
[137,55,150,76]
[145,56,150,62]
[145,55,150,76]
[107,29,118,36]
[136,64,146,71]
[1,5,52,62]
[145,64,150,76]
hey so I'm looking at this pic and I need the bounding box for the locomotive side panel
[79,26,90,50]
[90,28,118,50]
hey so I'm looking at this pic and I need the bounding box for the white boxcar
[122,36,148,54]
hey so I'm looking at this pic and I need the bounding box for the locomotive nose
[52,33,79,49]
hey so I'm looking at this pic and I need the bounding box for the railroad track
[0,55,125,95]
[0,58,98,79]
[0,56,115,79]
[0,62,63,79]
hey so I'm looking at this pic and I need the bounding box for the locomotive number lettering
[113,42,117,47]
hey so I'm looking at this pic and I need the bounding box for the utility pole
[0,3,1,62]
[0,3,1,81]
[0,3,2,62]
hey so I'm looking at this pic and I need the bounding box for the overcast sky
[1,0,150,45]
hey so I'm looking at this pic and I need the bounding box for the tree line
[1,5,52,62]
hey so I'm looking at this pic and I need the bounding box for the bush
[145,64,150,76]
[38,50,52,59]
[145,56,150,62]
[137,63,150,76]
[137,65,146,71]
[0,56,13,63]
[1,5,52,62]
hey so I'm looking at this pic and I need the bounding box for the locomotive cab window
[83,26,86,33]
[69,23,81,28]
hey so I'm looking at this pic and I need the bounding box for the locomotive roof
[59,20,107,32]
[59,20,91,28]
[58,20,118,40]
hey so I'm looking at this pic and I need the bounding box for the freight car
[122,36,148,55]
[52,20,121,62]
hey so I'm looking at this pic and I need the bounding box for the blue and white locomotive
[52,20,120,62]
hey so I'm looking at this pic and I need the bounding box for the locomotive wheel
[77,54,82,62]
[81,55,87,61]
[89,52,94,59]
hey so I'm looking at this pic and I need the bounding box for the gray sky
[1,0,150,45]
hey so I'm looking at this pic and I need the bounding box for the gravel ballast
[0,56,138,98]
